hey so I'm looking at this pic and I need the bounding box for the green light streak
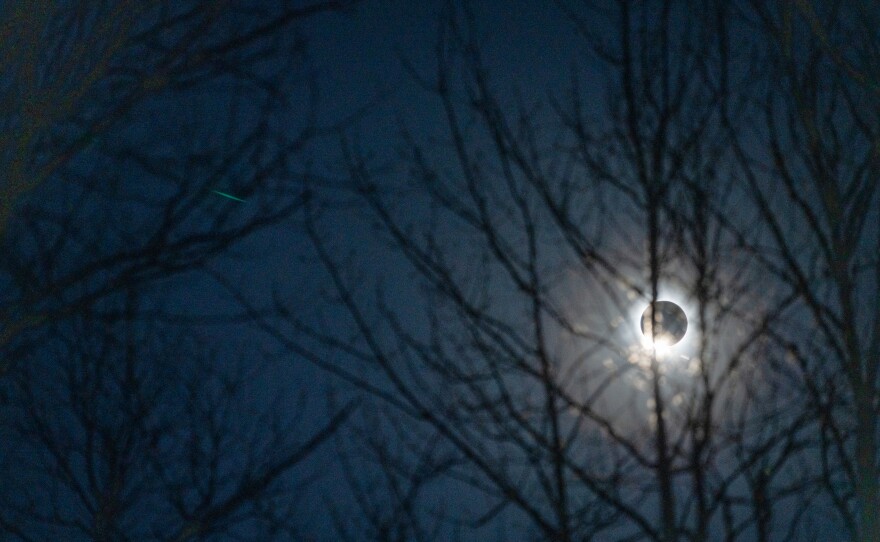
[212,190,246,202]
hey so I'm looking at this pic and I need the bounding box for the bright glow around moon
[640,300,688,348]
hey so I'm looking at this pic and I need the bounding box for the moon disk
[640,301,688,347]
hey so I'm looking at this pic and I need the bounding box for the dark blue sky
[278,3,855,540]
[4,1,870,540]
[302,1,595,161]
[262,4,607,537]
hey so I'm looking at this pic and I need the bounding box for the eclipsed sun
[640,300,688,347]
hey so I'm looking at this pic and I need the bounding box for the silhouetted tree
[284,2,824,540]
[0,0,349,377]
[0,1,359,539]
[0,289,356,540]
[328,407,458,542]
[725,2,880,541]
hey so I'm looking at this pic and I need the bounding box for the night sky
[2,1,879,541]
